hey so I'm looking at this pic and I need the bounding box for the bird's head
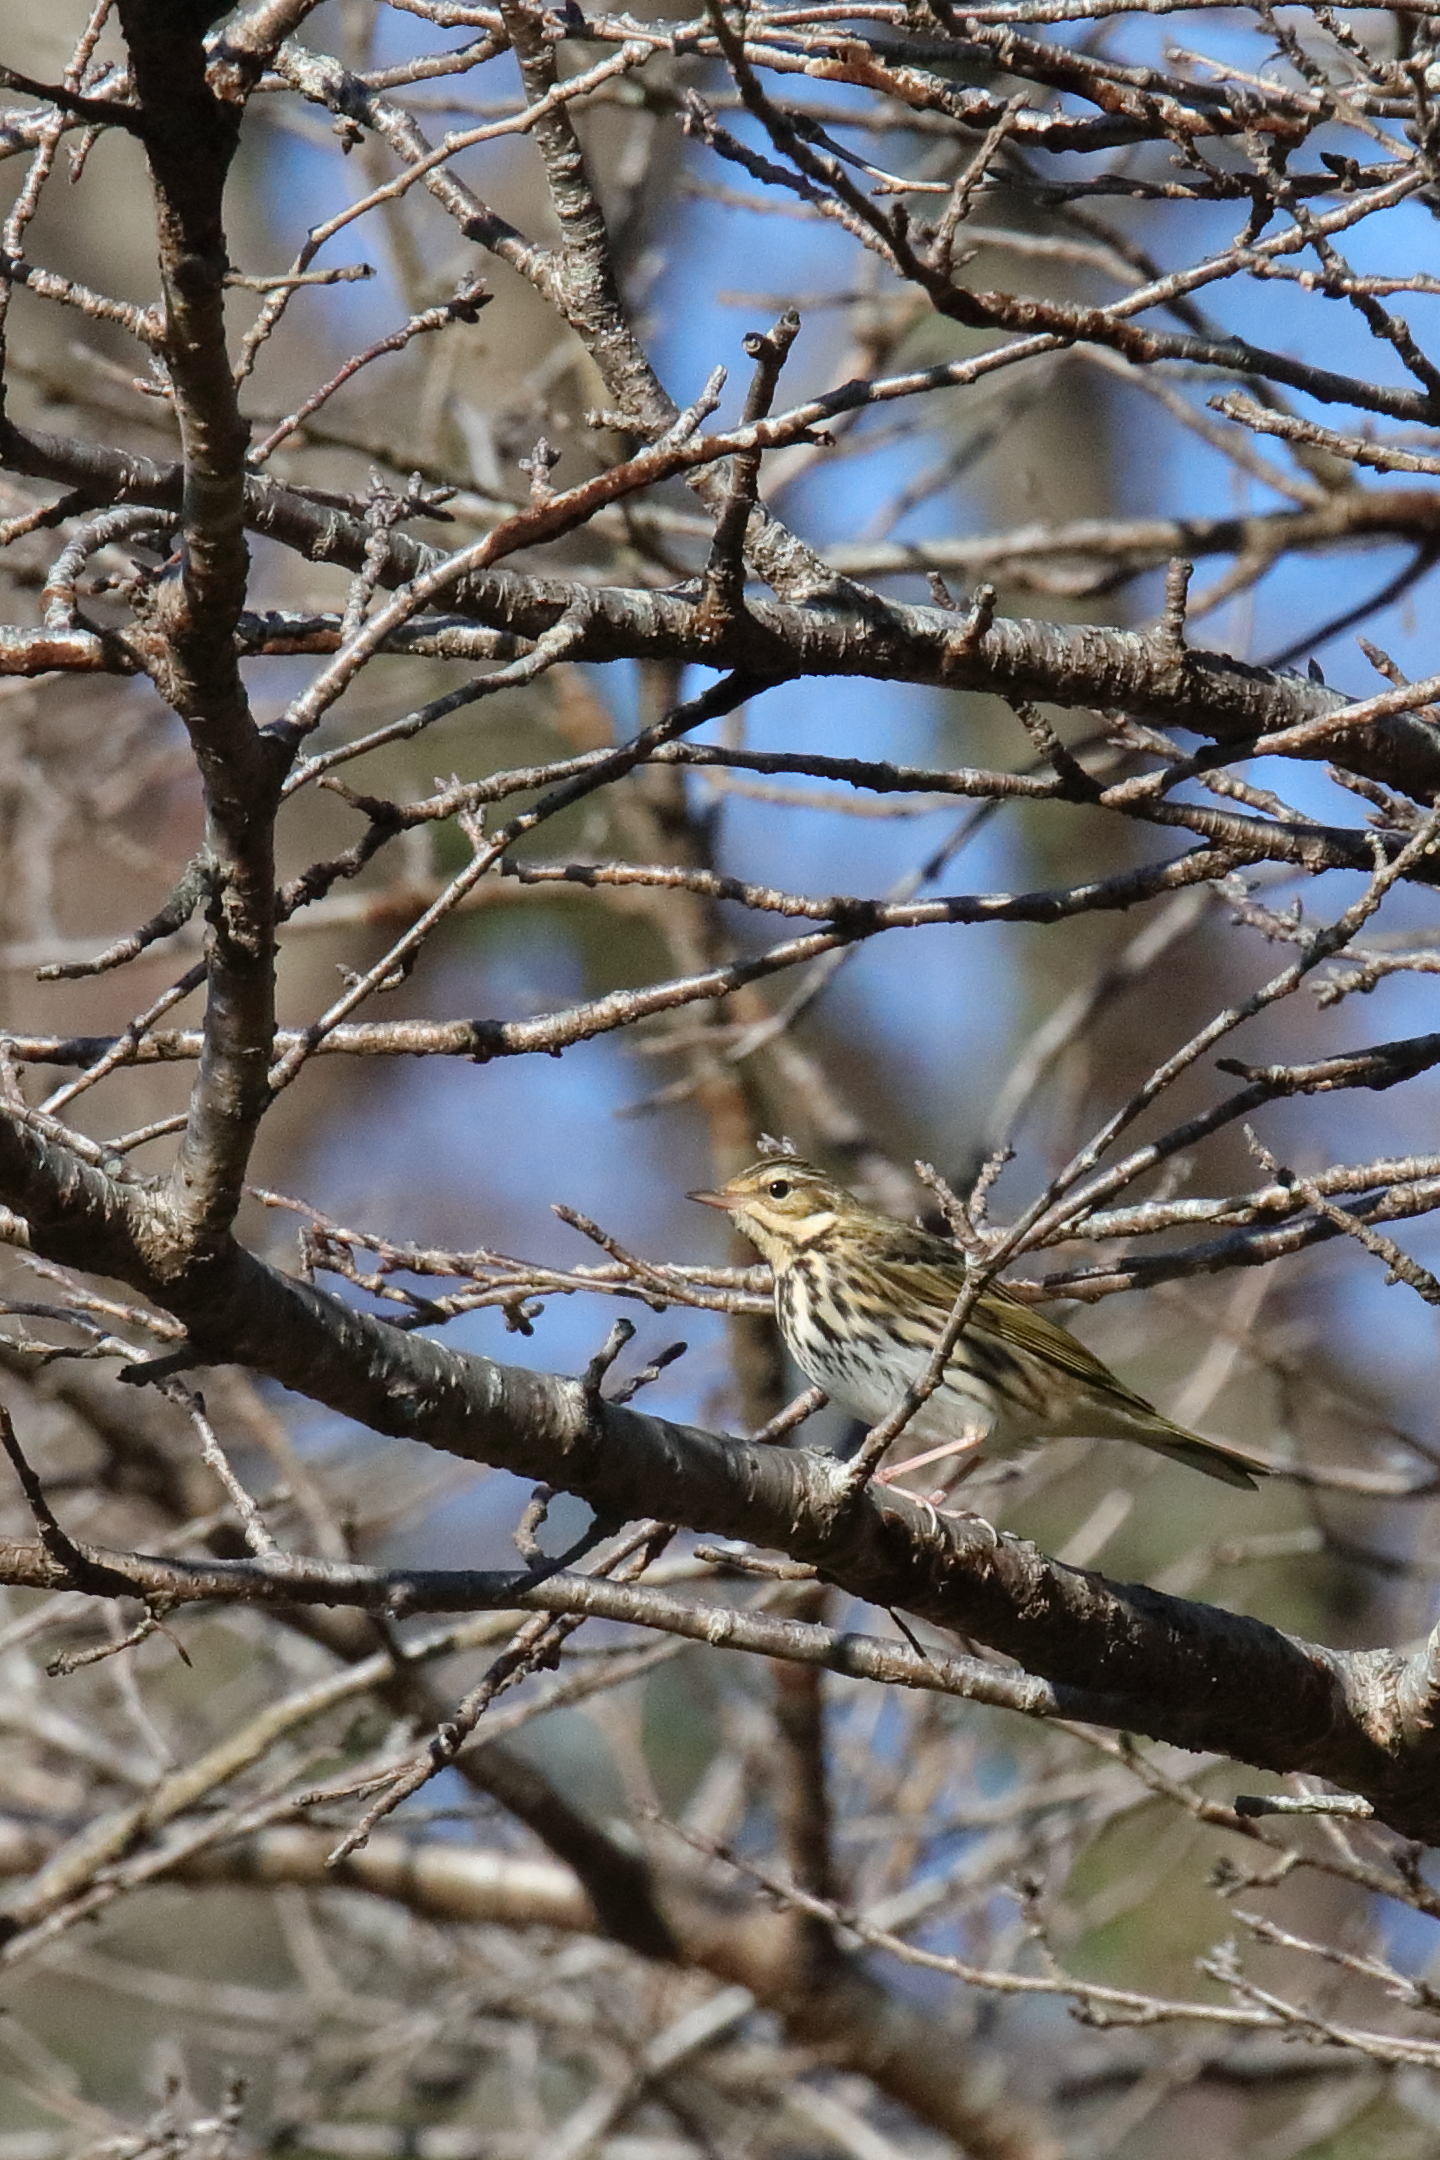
[688,1155,848,1267]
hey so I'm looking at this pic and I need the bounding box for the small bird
[689,1153,1264,1490]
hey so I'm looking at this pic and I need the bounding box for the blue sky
[250,10,1440,1528]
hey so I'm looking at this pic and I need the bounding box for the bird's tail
[1124,1417,1265,1490]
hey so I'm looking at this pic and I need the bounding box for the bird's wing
[876,1250,1265,1480]
[865,1246,1109,1390]
[872,1232,1158,1408]
[973,1279,1150,1399]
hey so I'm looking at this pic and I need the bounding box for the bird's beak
[687,1188,734,1211]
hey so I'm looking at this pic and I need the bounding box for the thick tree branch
[0,1110,1438,1835]
[115,3,286,1250]
[8,417,1439,796]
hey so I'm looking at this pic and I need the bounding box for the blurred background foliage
[5,0,1440,2153]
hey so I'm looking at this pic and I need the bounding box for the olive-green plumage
[690,1155,1264,1490]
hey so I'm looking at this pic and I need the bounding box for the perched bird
[689,1153,1264,1490]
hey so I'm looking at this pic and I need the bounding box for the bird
[689,1151,1265,1490]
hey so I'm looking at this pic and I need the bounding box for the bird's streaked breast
[775,1252,1007,1440]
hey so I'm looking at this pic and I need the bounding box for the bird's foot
[926,1496,1000,1546]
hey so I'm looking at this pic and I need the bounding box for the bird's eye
[767,1179,791,1199]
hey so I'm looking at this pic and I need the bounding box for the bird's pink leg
[875,1429,986,1487]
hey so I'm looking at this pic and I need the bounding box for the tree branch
[1,1110,1439,1834]
[115,2,287,1251]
